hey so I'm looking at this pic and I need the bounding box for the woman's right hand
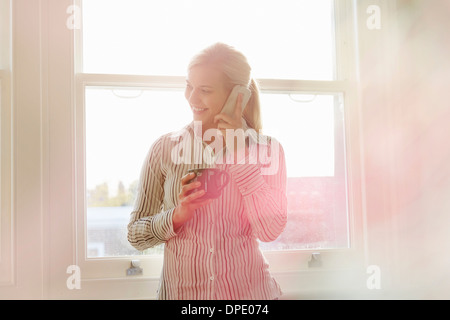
[172,172,213,232]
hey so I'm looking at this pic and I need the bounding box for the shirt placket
[200,140,217,299]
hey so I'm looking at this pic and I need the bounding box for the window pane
[259,93,350,250]
[86,88,349,257]
[261,94,336,178]
[82,0,335,80]
[85,87,191,257]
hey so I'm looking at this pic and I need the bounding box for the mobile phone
[221,85,252,117]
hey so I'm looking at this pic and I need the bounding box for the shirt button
[210,276,214,281]
[209,248,214,253]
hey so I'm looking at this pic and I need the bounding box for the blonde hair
[188,43,262,131]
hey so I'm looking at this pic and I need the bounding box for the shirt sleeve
[127,137,178,251]
[228,138,288,242]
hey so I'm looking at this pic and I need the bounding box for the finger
[189,196,214,207]
[214,112,232,124]
[192,198,213,207]
[181,172,196,186]
[181,180,201,195]
[181,189,206,204]
[217,121,235,130]
[179,180,202,200]
[217,115,242,130]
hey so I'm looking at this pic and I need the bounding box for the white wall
[390,0,450,298]
[356,0,450,298]
[0,0,77,299]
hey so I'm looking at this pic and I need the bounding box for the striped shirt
[127,119,287,300]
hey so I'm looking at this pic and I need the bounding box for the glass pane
[261,94,336,178]
[85,87,191,257]
[82,0,335,80]
[259,93,350,250]
[86,88,349,257]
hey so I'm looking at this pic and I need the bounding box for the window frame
[73,0,366,297]
[0,0,13,287]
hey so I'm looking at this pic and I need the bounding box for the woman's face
[185,64,230,132]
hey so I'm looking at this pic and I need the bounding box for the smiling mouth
[192,106,208,113]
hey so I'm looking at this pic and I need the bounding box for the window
[259,93,349,251]
[82,0,335,80]
[85,90,349,257]
[77,0,362,281]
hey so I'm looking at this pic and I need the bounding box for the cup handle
[216,171,230,193]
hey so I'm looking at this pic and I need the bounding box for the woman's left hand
[213,93,247,160]
[214,93,244,134]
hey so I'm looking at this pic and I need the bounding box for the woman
[128,43,287,300]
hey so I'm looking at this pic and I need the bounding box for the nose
[186,88,201,105]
